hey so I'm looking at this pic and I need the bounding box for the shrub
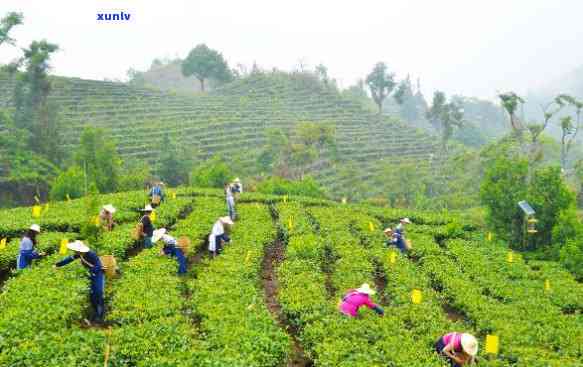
[49,166,86,201]
[190,156,232,188]
[256,176,326,198]
[559,240,583,280]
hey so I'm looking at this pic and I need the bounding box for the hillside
[0,189,580,365]
[0,71,438,196]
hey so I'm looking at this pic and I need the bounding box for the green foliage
[256,176,326,198]
[527,166,575,248]
[365,62,396,114]
[158,133,191,186]
[49,165,85,200]
[74,127,121,193]
[117,161,150,192]
[0,11,23,47]
[181,44,233,91]
[480,155,528,246]
[559,239,583,280]
[426,91,464,150]
[190,156,232,188]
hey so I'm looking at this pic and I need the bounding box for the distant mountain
[533,65,583,99]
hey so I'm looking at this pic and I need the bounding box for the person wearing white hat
[208,216,234,257]
[394,218,412,253]
[435,332,478,366]
[149,182,165,207]
[153,228,187,274]
[224,182,237,221]
[99,204,116,231]
[16,224,46,270]
[338,283,384,317]
[140,204,155,248]
[54,240,105,324]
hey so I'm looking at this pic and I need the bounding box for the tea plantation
[0,189,580,366]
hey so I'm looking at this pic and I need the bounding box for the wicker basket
[132,223,144,240]
[100,255,117,278]
[177,237,191,254]
[151,195,161,205]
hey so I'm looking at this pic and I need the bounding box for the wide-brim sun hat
[400,218,412,224]
[103,204,116,214]
[152,228,167,243]
[383,228,393,234]
[220,216,234,225]
[234,178,241,183]
[461,333,478,356]
[356,283,376,295]
[67,240,90,253]
[143,204,154,212]
[30,224,41,233]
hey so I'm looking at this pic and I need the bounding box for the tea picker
[54,240,106,324]
[208,216,234,257]
[99,204,116,231]
[394,218,412,253]
[435,332,478,366]
[140,204,155,248]
[149,182,165,207]
[231,177,243,199]
[153,228,187,275]
[338,283,384,317]
[225,182,237,220]
[17,224,46,270]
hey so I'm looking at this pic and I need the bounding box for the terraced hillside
[0,71,438,194]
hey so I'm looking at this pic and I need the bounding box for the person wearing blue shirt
[154,228,187,275]
[17,224,45,270]
[149,182,165,207]
[394,218,411,253]
[54,240,105,324]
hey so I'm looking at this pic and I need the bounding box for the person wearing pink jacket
[338,283,384,317]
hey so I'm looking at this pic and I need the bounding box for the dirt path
[261,237,312,367]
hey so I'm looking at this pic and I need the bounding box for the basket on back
[177,237,191,254]
[132,222,144,240]
[100,255,117,278]
[151,195,161,205]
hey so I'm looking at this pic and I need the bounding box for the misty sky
[1,0,583,100]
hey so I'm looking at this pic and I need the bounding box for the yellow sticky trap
[151,211,157,222]
[389,252,397,264]
[544,279,551,292]
[341,197,347,204]
[487,232,492,241]
[287,217,293,231]
[485,335,499,354]
[245,251,251,264]
[32,205,42,218]
[368,222,375,232]
[0,238,6,250]
[171,192,177,199]
[507,251,514,263]
[411,289,422,304]
[59,239,68,255]
[93,215,100,227]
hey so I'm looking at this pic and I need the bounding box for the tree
[158,134,191,186]
[394,76,422,122]
[12,40,63,165]
[365,62,396,115]
[498,92,525,134]
[557,95,583,169]
[0,11,22,47]
[426,91,464,151]
[181,44,233,92]
[74,127,121,194]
